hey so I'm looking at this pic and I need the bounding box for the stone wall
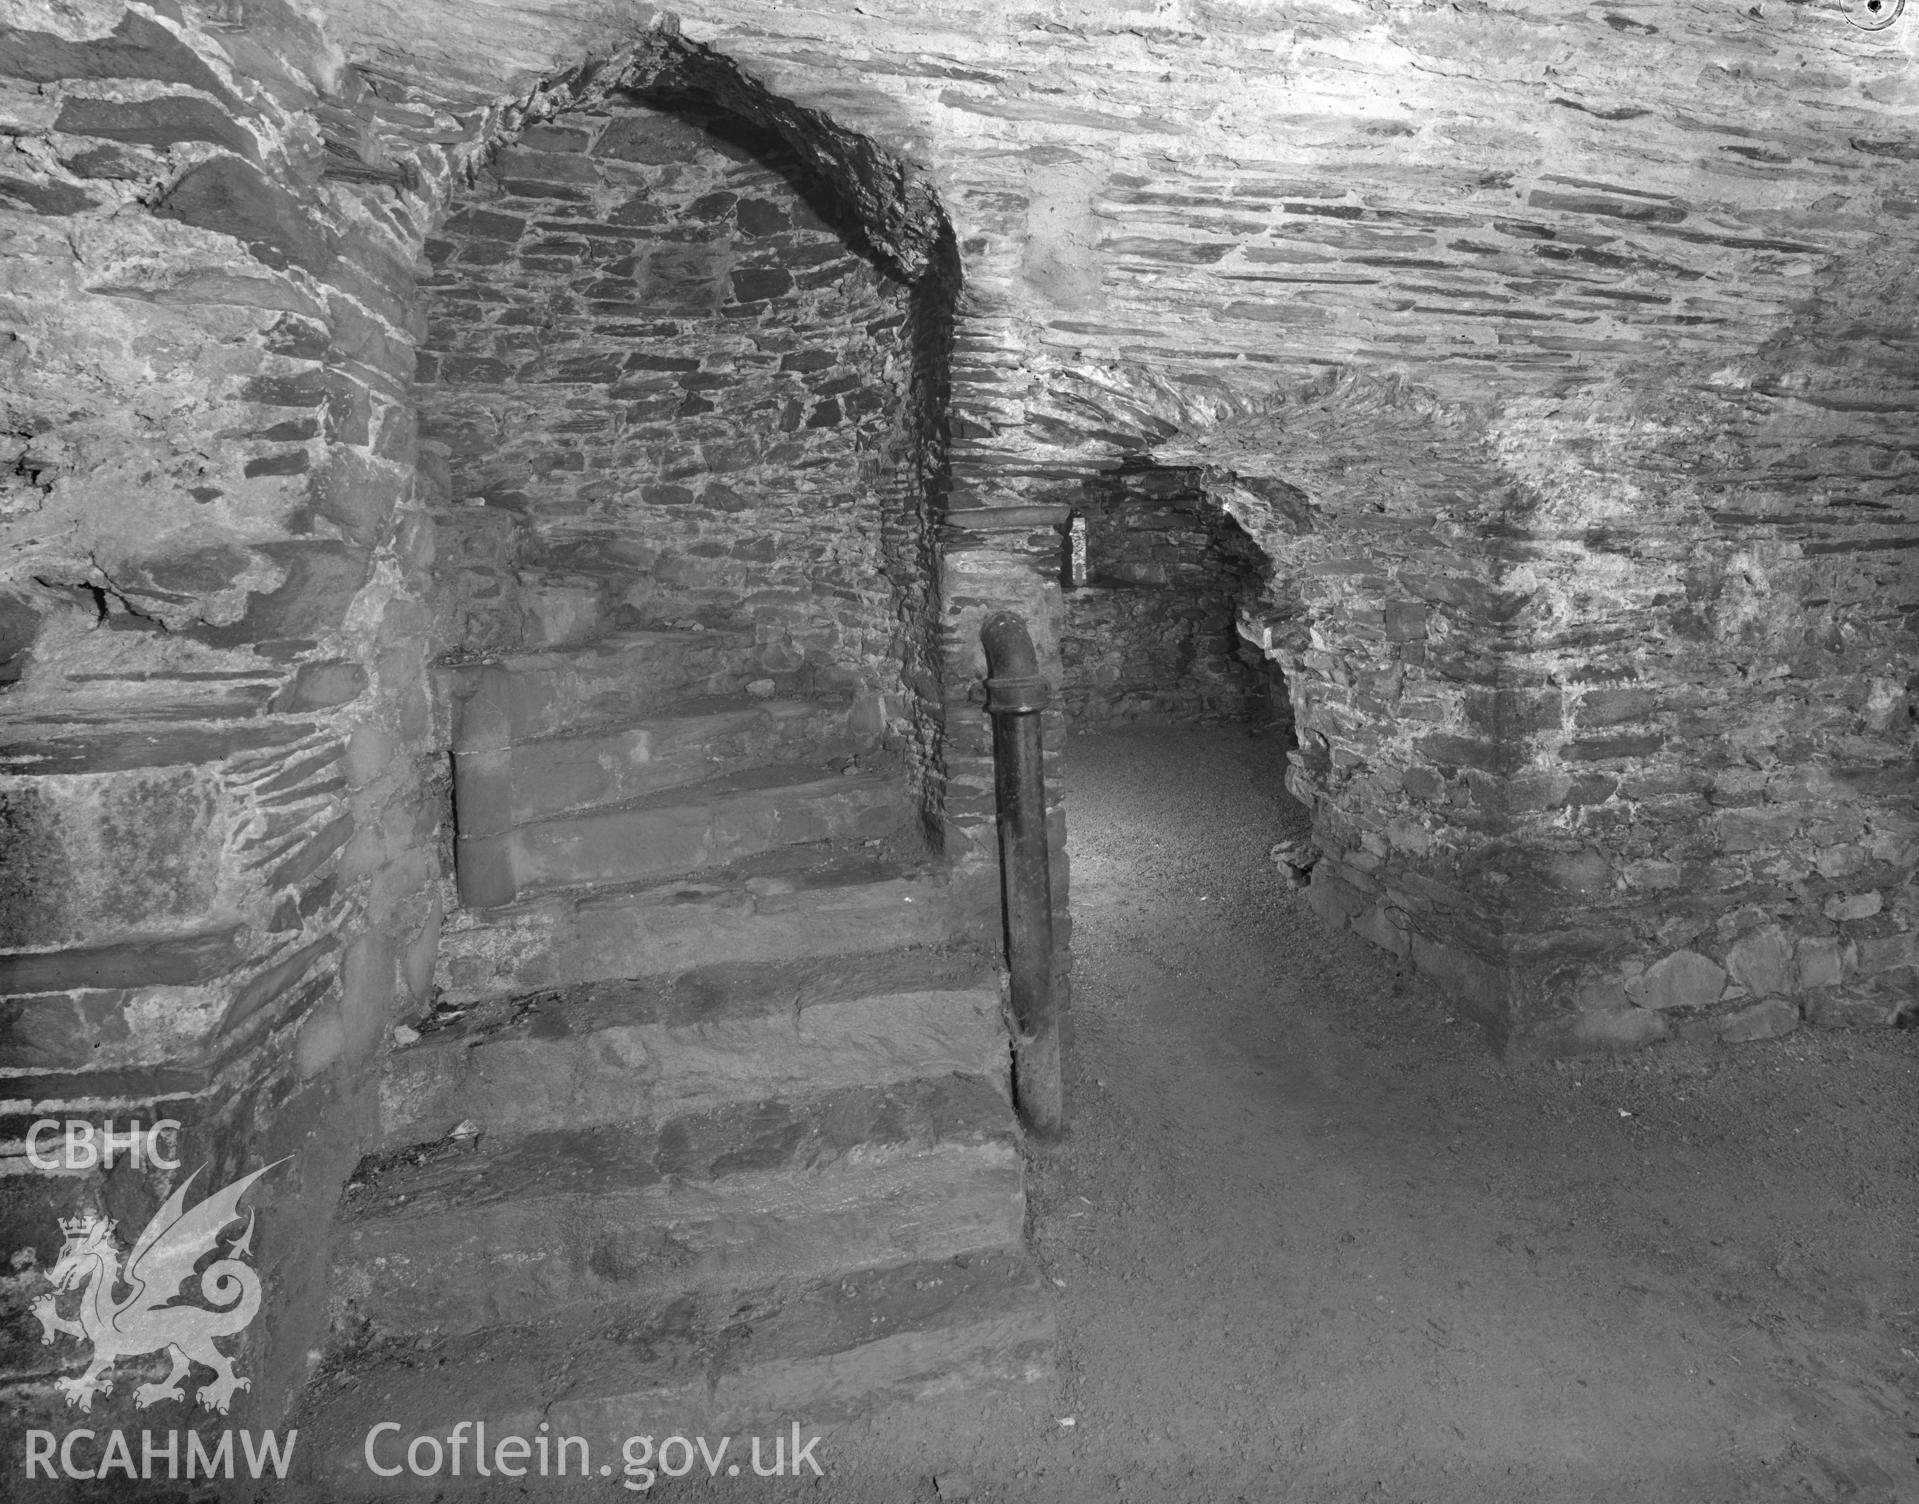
[1162,376,1529,1042]
[1169,357,1919,1055]
[1496,310,1919,1052]
[0,0,458,1446]
[1058,465,1268,728]
[422,98,897,660]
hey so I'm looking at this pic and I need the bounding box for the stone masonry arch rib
[332,16,949,280]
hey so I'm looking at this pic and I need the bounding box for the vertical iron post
[980,611,1062,1136]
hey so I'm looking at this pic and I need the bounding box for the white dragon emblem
[32,1161,281,1415]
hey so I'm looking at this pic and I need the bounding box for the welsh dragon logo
[32,1161,281,1415]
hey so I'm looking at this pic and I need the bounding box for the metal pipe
[980,611,1062,1137]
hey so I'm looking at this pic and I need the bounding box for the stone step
[458,695,870,830]
[460,764,911,902]
[443,627,760,749]
[295,1249,1055,1499]
[332,1076,1026,1338]
[435,842,999,1005]
[381,948,1007,1149]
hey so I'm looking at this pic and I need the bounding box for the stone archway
[413,72,958,920]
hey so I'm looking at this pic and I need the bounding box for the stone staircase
[292,628,1051,1494]
[443,627,905,908]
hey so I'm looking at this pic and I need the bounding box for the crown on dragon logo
[57,1212,110,1238]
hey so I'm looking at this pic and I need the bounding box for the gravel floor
[802,725,1919,1504]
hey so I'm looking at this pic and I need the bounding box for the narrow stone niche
[1058,464,1289,738]
[412,87,951,912]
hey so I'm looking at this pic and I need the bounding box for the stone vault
[1,0,1916,1465]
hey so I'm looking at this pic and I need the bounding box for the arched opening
[412,76,956,925]
[1055,453,1313,900]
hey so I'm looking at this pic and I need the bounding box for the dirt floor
[796,725,1919,1504]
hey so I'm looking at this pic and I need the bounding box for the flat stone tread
[571,837,943,907]
[484,626,757,674]
[344,1074,1015,1220]
[445,839,936,920]
[443,628,769,741]
[469,696,876,831]
[508,692,855,747]
[404,945,1001,1046]
[431,842,991,1003]
[299,1248,1052,1452]
[518,760,904,824]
